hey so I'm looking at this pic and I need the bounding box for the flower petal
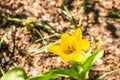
[72,28,82,42]
[48,44,72,62]
[48,45,63,55]
[60,33,71,49]
[80,39,90,50]
[60,54,71,62]
[73,52,86,62]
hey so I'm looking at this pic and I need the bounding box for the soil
[0,0,120,80]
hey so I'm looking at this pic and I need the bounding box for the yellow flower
[24,20,34,32]
[24,23,34,32]
[48,28,90,62]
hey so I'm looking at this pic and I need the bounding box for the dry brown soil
[0,0,120,80]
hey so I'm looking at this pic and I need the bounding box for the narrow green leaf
[104,11,120,22]
[28,41,60,54]
[107,11,120,18]
[35,33,60,42]
[0,66,4,76]
[57,6,77,28]
[6,18,57,33]
[104,17,120,22]
[33,22,56,33]
[63,6,76,28]
[6,17,26,23]
[27,69,79,80]
[71,61,84,74]
[86,48,92,58]
[78,0,88,27]
[80,49,104,79]
[63,6,72,18]
[0,30,9,48]
[71,61,79,73]
[96,68,120,80]
[34,28,45,44]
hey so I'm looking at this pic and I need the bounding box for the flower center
[64,46,75,55]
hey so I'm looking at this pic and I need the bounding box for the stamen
[64,46,75,54]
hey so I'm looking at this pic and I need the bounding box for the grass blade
[96,68,120,80]
[0,66,5,75]
[104,11,120,22]
[0,30,10,48]
[28,41,60,54]
[35,33,60,42]
[33,22,56,33]
[6,17,27,23]
[78,0,88,27]
[104,17,120,22]
[34,28,45,44]
[57,6,77,28]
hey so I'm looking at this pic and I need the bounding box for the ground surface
[0,0,120,80]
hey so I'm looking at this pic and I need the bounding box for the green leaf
[1,67,27,80]
[72,61,79,73]
[57,6,76,28]
[78,0,88,26]
[104,11,120,22]
[0,66,5,76]
[104,17,120,21]
[28,41,60,54]
[33,22,56,33]
[6,17,27,23]
[96,68,120,80]
[80,49,104,79]
[34,28,45,43]
[86,48,92,58]
[0,30,9,48]
[35,33,60,42]
[6,18,57,33]
[71,61,83,74]
[27,69,79,80]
